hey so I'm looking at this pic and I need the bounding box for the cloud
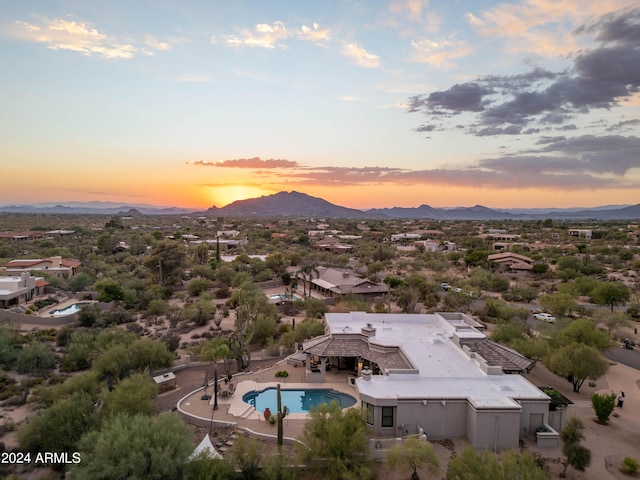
[342,42,381,68]
[12,18,165,59]
[465,0,638,56]
[409,8,640,135]
[606,118,640,132]
[224,21,330,49]
[408,82,493,113]
[530,135,640,175]
[192,141,639,192]
[409,37,472,68]
[193,157,300,169]
[299,23,331,44]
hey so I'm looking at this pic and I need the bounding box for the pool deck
[176,358,360,441]
[38,298,94,317]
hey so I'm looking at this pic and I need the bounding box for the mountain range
[2,192,639,220]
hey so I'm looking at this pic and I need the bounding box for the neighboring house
[419,240,456,252]
[481,231,520,241]
[313,237,354,253]
[488,252,535,272]
[568,229,592,241]
[0,231,49,241]
[302,312,557,451]
[390,233,422,242]
[0,272,47,308]
[1,256,81,279]
[296,266,388,301]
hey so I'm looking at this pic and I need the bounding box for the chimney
[361,367,372,381]
[361,323,376,338]
[51,256,62,268]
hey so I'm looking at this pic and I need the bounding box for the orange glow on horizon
[206,184,274,208]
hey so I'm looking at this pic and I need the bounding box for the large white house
[0,272,46,308]
[303,312,558,451]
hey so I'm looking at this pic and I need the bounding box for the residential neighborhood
[0,211,638,479]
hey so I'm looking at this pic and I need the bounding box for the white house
[0,272,46,308]
[303,312,555,451]
[1,256,81,279]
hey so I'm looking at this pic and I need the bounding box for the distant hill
[204,191,374,218]
[0,203,196,215]
[1,194,638,220]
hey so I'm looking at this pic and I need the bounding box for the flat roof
[323,312,548,406]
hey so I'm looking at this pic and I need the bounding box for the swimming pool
[268,293,300,303]
[242,387,357,413]
[49,301,94,317]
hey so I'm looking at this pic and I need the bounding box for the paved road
[604,346,640,370]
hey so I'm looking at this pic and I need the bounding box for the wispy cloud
[465,0,638,56]
[193,157,300,169]
[409,37,472,68]
[224,21,330,49]
[12,18,167,59]
[193,144,639,192]
[342,42,381,68]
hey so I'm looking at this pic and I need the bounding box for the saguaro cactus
[276,383,289,449]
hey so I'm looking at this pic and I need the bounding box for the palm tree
[297,264,320,298]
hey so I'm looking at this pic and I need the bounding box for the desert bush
[591,392,616,424]
[621,457,638,474]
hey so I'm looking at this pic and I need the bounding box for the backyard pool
[243,387,357,413]
[268,293,300,303]
[49,301,94,317]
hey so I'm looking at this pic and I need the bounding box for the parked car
[440,282,450,291]
[533,313,556,323]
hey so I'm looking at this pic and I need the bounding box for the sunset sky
[1,1,639,210]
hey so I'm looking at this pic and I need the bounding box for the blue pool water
[268,293,300,302]
[49,302,93,317]
[243,387,357,413]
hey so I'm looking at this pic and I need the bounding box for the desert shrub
[622,457,639,474]
[591,392,616,424]
[275,370,289,378]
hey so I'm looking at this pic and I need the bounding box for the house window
[365,403,374,426]
[381,406,394,428]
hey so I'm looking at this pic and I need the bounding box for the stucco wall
[468,408,520,450]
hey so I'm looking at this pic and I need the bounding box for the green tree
[94,278,124,303]
[229,434,262,480]
[446,447,547,480]
[19,390,96,456]
[465,249,490,268]
[193,244,210,265]
[96,233,118,254]
[67,271,95,292]
[591,282,631,312]
[143,240,189,285]
[15,341,56,375]
[297,401,371,480]
[188,278,214,297]
[0,325,17,369]
[591,392,616,424]
[71,413,192,480]
[551,318,611,351]
[128,337,174,371]
[185,298,217,326]
[592,310,631,335]
[546,343,609,392]
[103,373,159,417]
[387,435,439,480]
[186,452,237,480]
[560,417,591,477]
[539,292,576,318]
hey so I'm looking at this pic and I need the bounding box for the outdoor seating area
[219,382,236,399]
